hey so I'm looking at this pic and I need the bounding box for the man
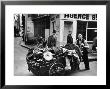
[66,31,82,58]
[67,31,73,44]
[47,30,57,49]
[65,31,81,70]
[76,34,90,70]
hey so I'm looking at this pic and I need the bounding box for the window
[77,20,87,39]
[87,29,97,41]
[86,21,97,42]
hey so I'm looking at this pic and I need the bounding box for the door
[63,21,73,45]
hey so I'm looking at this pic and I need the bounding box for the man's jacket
[67,34,73,44]
[47,35,57,48]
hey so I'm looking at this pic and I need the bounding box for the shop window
[77,20,87,39]
[87,29,97,41]
[77,20,97,42]
[86,21,97,42]
[88,21,97,28]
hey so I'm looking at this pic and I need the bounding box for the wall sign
[64,14,97,20]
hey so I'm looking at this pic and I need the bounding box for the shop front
[59,14,97,49]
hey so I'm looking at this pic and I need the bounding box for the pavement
[14,37,97,76]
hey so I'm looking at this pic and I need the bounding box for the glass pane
[77,20,87,39]
[88,21,97,28]
[87,29,97,41]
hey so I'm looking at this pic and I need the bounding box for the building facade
[23,14,97,48]
[50,14,97,47]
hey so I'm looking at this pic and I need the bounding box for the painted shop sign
[63,14,97,21]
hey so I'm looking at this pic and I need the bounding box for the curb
[89,58,97,62]
[20,41,34,49]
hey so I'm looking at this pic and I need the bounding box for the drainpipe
[24,14,28,44]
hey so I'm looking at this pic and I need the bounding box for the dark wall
[33,16,50,38]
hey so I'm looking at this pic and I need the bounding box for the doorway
[63,21,73,45]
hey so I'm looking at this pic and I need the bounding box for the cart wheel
[49,63,65,76]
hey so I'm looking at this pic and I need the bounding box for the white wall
[27,17,34,35]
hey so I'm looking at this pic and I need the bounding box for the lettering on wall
[64,14,97,20]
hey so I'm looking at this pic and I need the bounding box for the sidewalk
[20,40,36,49]
[88,52,97,61]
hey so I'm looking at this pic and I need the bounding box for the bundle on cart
[26,45,80,76]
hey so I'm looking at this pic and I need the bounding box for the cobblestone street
[14,37,97,76]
